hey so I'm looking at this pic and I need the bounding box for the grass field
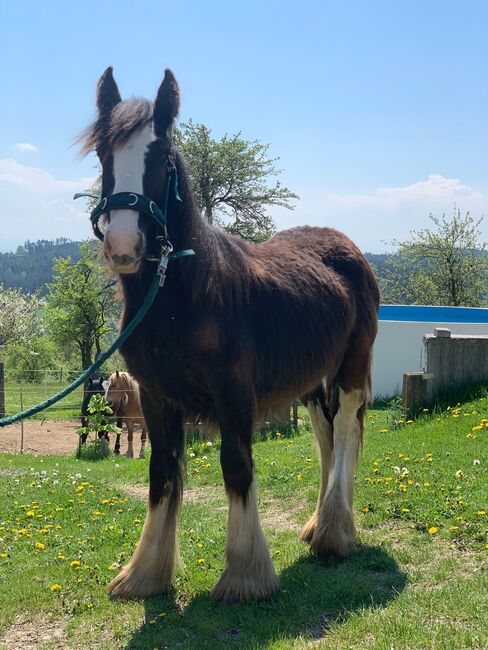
[3,381,83,420]
[0,395,486,649]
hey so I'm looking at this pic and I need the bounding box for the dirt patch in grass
[121,483,224,504]
[0,419,147,457]
[1,616,67,649]
[260,497,307,532]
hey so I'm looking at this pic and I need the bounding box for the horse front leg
[108,394,184,598]
[211,384,277,603]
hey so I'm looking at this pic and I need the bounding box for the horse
[105,371,148,458]
[80,376,110,445]
[78,67,379,604]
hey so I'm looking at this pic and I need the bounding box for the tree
[381,209,488,306]
[44,241,118,371]
[175,120,298,242]
[0,285,40,348]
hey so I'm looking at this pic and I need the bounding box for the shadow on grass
[125,543,407,649]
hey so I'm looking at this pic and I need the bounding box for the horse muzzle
[104,229,145,274]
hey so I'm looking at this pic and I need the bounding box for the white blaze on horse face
[104,124,155,271]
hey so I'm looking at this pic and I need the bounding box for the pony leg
[126,423,134,458]
[310,387,364,558]
[108,398,184,598]
[300,387,334,543]
[212,386,277,603]
[139,426,147,459]
[114,433,121,455]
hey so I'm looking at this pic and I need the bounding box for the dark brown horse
[79,67,379,604]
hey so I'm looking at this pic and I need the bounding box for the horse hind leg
[300,384,335,543]
[139,425,147,459]
[309,346,371,558]
[126,423,134,459]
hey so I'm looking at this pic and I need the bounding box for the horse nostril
[112,254,136,267]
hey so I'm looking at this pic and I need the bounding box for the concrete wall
[372,306,488,398]
[424,330,488,401]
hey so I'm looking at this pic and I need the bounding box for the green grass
[3,381,82,420]
[0,396,486,649]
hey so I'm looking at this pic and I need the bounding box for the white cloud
[273,174,488,252]
[0,159,97,251]
[12,143,38,152]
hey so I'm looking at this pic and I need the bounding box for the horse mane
[169,151,261,307]
[77,98,153,156]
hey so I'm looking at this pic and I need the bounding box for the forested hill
[0,238,387,295]
[0,239,82,294]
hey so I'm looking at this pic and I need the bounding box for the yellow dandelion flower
[197,558,205,565]
[407,420,413,424]
[57,554,65,560]
[428,526,438,535]
[423,482,430,487]
[378,428,388,433]
[50,584,61,591]
[70,560,81,569]
[35,542,45,550]
[26,511,35,517]
[477,510,486,516]
[92,511,102,517]
[455,470,464,479]
[296,473,302,481]
[100,499,110,504]
[0,553,7,558]
[401,508,410,513]
[450,525,459,531]
[196,542,203,548]
[362,506,369,513]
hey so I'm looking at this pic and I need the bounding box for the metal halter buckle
[157,241,174,287]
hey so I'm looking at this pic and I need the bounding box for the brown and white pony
[105,371,148,458]
[79,68,379,604]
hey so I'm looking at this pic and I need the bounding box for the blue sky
[1,0,487,252]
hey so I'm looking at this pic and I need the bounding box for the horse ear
[116,370,120,378]
[154,69,180,136]
[96,66,121,116]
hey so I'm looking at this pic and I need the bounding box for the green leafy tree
[45,241,118,371]
[381,209,488,306]
[175,120,298,242]
[4,336,58,383]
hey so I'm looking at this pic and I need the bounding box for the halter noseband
[74,159,194,286]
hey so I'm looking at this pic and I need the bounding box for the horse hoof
[212,565,278,604]
[126,451,134,459]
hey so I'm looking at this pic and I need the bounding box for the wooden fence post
[0,362,5,418]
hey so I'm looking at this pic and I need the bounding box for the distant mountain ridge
[0,238,391,295]
[0,239,83,295]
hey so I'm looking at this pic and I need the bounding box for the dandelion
[423,482,430,487]
[50,584,61,591]
[70,560,81,569]
[473,459,480,466]
[133,519,142,524]
[26,511,35,517]
[378,429,388,433]
[477,511,486,516]
[428,527,438,535]
[100,499,110,504]
[362,506,369,513]
[35,542,45,550]
[296,473,302,481]
[57,554,65,560]
[450,525,459,531]
[0,553,7,558]
[197,558,205,565]
[455,470,464,479]
[401,508,410,513]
